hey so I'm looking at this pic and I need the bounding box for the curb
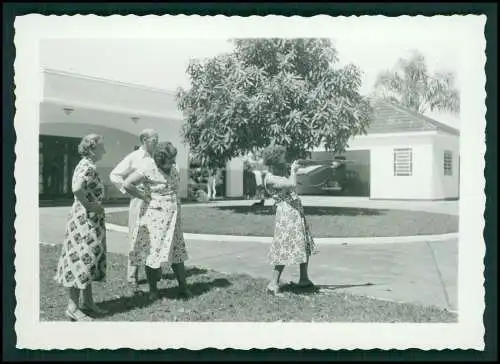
[105,223,458,246]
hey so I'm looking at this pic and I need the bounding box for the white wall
[40,122,139,199]
[431,132,460,199]
[40,70,189,198]
[349,133,436,199]
[225,157,244,198]
[369,143,434,199]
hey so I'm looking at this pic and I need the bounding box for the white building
[232,98,460,201]
[39,69,190,201]
[38,69,243,203]
[39,70,459,202]
[300,98,460,200]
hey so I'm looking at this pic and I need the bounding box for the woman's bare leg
[172,262,192,297]
[298,256,314,286]
[267,265,285,293]
[67,287,80,312]
[65,287,93,321]
[81,284,108,314]
[145,266,160,300]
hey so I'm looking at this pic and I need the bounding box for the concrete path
[39,207,458,312]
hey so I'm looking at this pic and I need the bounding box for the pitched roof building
[366,98,460,136]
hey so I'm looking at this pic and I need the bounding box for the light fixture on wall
[131,116,140,124]
[63,107,74,115]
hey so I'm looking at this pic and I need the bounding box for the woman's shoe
[266,283,282,296]
[65,308,93,322]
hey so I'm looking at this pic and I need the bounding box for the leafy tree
[176,38,373,169]
[374,50,460,115]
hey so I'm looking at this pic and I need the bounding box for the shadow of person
[280,282,375,295]
[158,277,232,301]
[96,277,232,318]
[136,267,209,284]
[161,267,209,281]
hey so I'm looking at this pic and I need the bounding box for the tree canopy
[374,50,460,115]
[176,38,373,169]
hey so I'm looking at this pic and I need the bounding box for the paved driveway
[39,206,458,311]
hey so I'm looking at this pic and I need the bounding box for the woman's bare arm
[73,180,104,214]
[123,171,149,201]
[266,174,296,190]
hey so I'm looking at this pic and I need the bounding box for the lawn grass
[41,245,457,322]
[105,205,458,238]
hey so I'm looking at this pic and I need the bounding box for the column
[225,157,244,198]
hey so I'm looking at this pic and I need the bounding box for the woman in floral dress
[123,141,191,300]
[54,134,108,321]
[260,145,319,294]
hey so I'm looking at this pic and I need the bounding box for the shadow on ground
[136,267,209,284]
[280,282,376,295]
[216,205,386,216]
[97,277,232,318]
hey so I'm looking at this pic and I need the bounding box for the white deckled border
[14,14,486,350]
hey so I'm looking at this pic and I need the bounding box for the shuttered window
[444,150,453,176]
[393,148,412,176]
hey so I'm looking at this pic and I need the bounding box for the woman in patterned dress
[54,134,108,321]
[123,141,192,301]
[260,145,319,294]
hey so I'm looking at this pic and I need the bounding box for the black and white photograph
[14,14,486,350]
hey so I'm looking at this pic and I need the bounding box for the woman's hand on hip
[141,193,152,204]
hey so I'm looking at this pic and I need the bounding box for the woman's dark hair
[261,144,287,167]
[154,141,177,170]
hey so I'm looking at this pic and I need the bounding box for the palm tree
[374,50,460,115]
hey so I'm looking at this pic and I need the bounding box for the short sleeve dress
[264,172,318,266]
[128,162,188,269]
[54,157,107,289]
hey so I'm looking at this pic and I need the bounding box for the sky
[40,32,462,128]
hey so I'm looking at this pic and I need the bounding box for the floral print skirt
[129,199,188,269]
[268,198,318,266]
[54,202,107,289]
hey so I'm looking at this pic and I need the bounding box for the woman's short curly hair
[78,134,104,157]
[261,144,287,167]
[154,141,177,168]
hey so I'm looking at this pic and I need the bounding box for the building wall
[369,143,434,199]
[226,133,440,200]
[345,133,437,199]
[431,132,460,199]
[40,70,189,199]
[225,157,244,198]
[40,122,142,199]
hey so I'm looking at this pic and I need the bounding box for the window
[393,148,412,176]
[444,150,453,176]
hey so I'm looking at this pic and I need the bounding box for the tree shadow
[97,277,232,318]
[215,205,386,216]
[280,282,375,295]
